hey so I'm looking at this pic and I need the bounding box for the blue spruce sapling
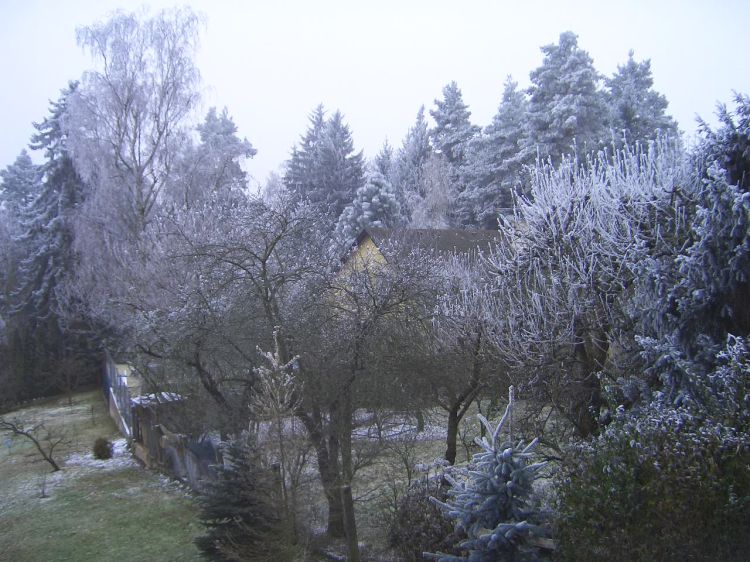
[426,388,547,561]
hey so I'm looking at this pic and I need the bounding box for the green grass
[0,390,204,562]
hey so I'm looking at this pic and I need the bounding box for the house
[342,227,502,272]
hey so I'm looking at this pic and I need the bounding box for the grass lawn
[0,390,204,562]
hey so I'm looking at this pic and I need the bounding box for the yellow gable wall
[339,235,387,277]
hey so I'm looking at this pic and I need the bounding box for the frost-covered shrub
[388,477,463,561]
[555,405,750,562]
[426,396,548,562]
[92,437,113,460]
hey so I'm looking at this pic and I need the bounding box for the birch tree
[70,7,202,234]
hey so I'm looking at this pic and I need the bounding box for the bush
[388,478,463,562]
[555,406,750,562]
[92,437,113,460]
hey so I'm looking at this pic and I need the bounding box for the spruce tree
[374,139,395,181]
[392,106,432,221]
[427,392,547,562]
[167,107,256,207]
[459,77,528,228]
[1,82,98,402]
[430,81,480,166]
[18,82,85,319]
[284,106,365,221]
[284,105,327,206]
[0,150,40,218]
[317,110,366,219]
[196,438,289,561]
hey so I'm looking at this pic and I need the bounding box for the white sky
[2,0,749,188]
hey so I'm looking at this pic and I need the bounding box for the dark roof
[354,227,501,260]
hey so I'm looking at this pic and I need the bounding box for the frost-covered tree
[317,110,366,219]
[16,82,85,319]
[430,81,480,166]
[430,255,506,465]
[374,139,395,180]
[525,31,608,165]
[70,7,201,234]
[408,154,458,228]
[284,105,327,204]
[427,391,547,562]
[392,106,432,223]
[166,107,256,208]
[632,94,750,402]
[556,96,750,562]
[483,139,688,438]
[0,150,39,217]
[459,77,529,228]
[284,107,365,221]
[334,171,402,244]
[0,83,99,404]
[605,51,678,145]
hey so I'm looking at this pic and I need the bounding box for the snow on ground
[1,438,138,510]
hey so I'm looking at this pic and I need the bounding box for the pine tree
[606,51,679,144]
[430,81,480,166]
[427,390,547,562]
[196,437,289,561]
[459,77,528,228]
[335,171,402,244]
[525,31,608,165]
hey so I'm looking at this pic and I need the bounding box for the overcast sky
[2,0,749,188]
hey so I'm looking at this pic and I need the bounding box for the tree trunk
[337,386,360,558]
[296,408,345,537]
[445,406,459,465]
[341,484,360,562]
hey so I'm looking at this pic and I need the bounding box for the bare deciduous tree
[0,416,69,472]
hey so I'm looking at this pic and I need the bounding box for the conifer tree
[427,390,547,561]
[317,110,366,219]
[525,31,608,165]
[196,437,289,561]
[374,139,395,181]
[0,150,40,218]
[335,171,402,244]
[459,77,528,228]
[284,107,365,221]
[167,107,256,207]
[17,82,85,319]
[1,82,98,402]
[430,81,480,165]
[606,51,678,144]
[392,106,432,221]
